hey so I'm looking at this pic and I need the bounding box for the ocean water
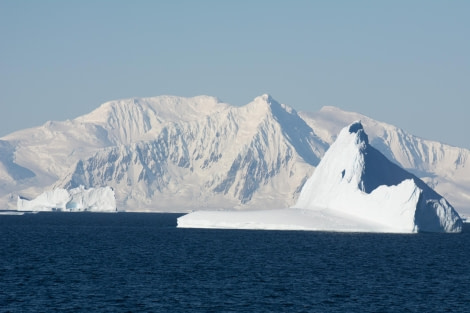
[0,213,469,313]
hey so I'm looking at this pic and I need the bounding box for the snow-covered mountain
[0,94,326,211]
[1,95,469,215]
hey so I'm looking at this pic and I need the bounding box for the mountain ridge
[1,95,469,215]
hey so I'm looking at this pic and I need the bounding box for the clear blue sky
[1,1,469,148]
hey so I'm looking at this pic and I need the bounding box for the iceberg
[178,121,463,233]
[17,186,116,212]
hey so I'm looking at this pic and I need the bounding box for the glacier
[178,122,463,233]
[17,186,116,212]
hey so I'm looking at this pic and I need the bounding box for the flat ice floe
[178,122,463,233]
[177,208,406,233]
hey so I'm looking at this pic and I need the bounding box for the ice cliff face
[294,121,463,233]
[17,186,116,212]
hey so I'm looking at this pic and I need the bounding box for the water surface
[1,213,469,312]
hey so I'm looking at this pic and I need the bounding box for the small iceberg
[17,186,116,212]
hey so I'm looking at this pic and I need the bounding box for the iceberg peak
[338,120,369,147]
[348,120,364,134]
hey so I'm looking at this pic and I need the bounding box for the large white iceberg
[17,186,116,212]
[178,122,463,233]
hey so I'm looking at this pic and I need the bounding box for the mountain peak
[249,94,296,115]
[255,93,273,103]
[247,94,276,111]
[243,94,277,116]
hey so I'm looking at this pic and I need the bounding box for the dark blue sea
[1,213,469,313]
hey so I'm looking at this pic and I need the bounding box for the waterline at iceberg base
[178,122,463,233]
